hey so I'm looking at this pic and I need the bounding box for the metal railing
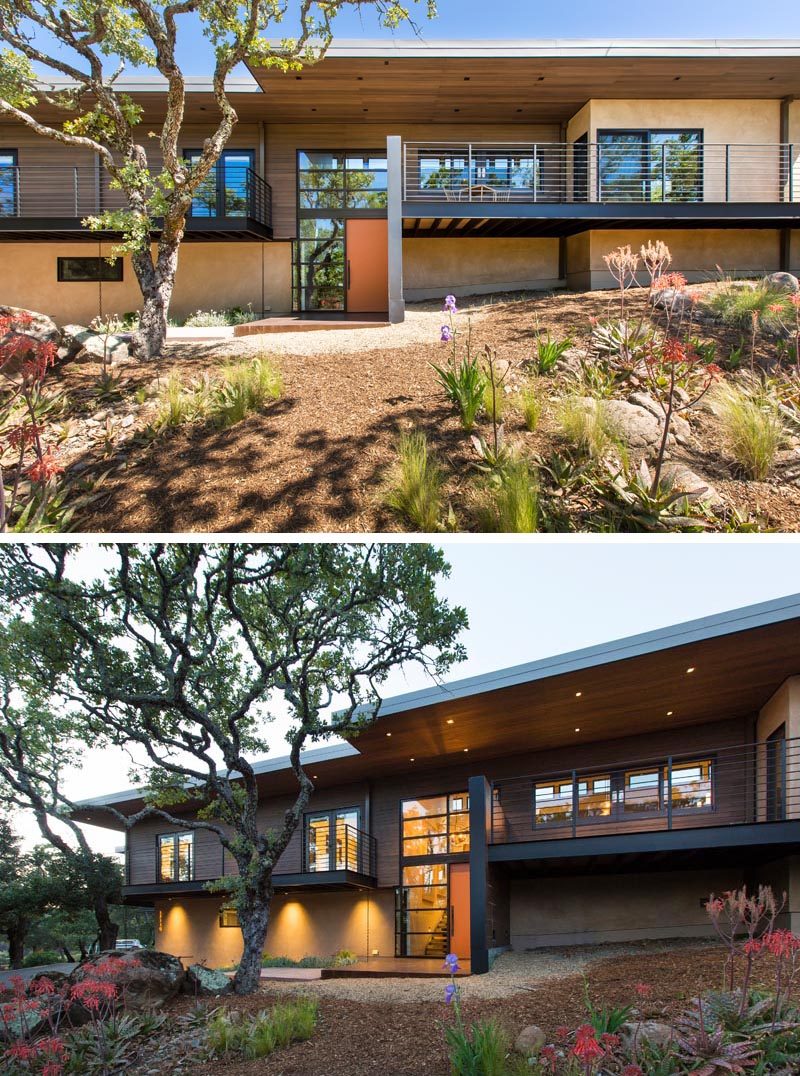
[402,141,800,205]
[490,737,800,846]
[0,164,272,227]
[302,824,378,877]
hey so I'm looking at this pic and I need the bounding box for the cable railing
[302,824,378,877]
[490,737,800,846]
[0,164,272,228]
[402,141,800,205]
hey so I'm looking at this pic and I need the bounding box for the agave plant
[591,317,654,364]
[675,1003,759,1076]
[590,459,712,532]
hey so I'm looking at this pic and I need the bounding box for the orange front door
[346,219,388,313]
[449,863,471,962]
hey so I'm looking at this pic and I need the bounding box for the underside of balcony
[0,217,273,242]
[402,202,800,239]
[122,867,378,906]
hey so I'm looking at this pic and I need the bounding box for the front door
[449,863,470,962]
[345,219,388,313]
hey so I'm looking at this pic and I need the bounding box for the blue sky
[12,539,800,855]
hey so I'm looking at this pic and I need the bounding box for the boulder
[69,949,186,1011]
[184,964,233,997]
[620,1020,675,1052]
[61,324,132,365]
[628,392,692,444]
[554,347,589,377]
[0,996,65,1043]
[0,306,62,375]
[661,462,721,506]
[601,399,663,452]
[765,271,800,293]
[651,287,689,313]
[514,1024,547,1056]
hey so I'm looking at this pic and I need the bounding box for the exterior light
[386,732,392,737]
[667,711,673,717]
[446,719,454,725]
[409,757,415,762]
[686,667,695,674]
[574,727,580,732]
[575,691,582,697]
[463,748,469,752]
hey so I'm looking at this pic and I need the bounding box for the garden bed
[10,276,800,532]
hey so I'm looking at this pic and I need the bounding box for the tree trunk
[130,237,181,360]
[232,881,273,995]
[93,894,119,951]
[8,921,26,969]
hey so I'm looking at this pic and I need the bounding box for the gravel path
[255,939,716,1003]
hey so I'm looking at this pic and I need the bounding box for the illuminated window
[534,780,574,826]
[305,808,360,871]
[669,760,713,811]
[158,832,193,883]
[219,907,240,928]
[401,792,470,857]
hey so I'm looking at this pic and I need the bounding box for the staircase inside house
[424,912,450,958]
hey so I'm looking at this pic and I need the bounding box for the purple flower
[440,324,453,343]
[445,982,457,1004]
[444,952,460,972]
[444,295,458,314]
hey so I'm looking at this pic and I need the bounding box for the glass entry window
[534,759,713,828]
[0,151,17,216]
[402,793,470,858]
[305,808,360,872]
[396,863,449,957]
[294,217,345,311]
[158,832,193,883]
[597,130,702,203]
[298,151,387,210]
[185,148,254,217]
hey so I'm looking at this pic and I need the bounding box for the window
[622,768,662,814]
[0,151,17,217]
[597,130,703,203]
[401,792,470,858]
[669,760,712,811]
[298,151,387,211]
[219,908,240,928]
[294,216,346,312]
[534,780,574,826]
[57,257,123,283]
[184,149,255,218]
[396,862,449,957]
[158,832,193,883]
[417,150,540,197]
[305,808,360,872]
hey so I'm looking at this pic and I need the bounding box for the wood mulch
[54,289,800,533]
[164,944,784,1076]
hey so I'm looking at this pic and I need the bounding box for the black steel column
[468,775,491,974]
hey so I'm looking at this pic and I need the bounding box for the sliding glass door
[597,130,702,202]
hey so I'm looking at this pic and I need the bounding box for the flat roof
[322,37,800,58]
[74,592,800,820]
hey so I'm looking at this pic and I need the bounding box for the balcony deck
[0,164,273,241]
[487,738,800,874]
[402,141,800,237]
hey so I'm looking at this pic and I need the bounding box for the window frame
[0,149,18,217]
[182,147,255,219]
[156,831,194,884]
[596,128,704,203]
[57,256,124,283]
[218,907,240,928]
[400,790,471,862]
[303,806,362,873]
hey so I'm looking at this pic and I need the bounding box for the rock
[627,392,692,444]
[61,324,132,365]
[765,271,800,293]
[69,949,186,1011]
[599,399,663,452]
[554,347,588,377]
[514,1025,547,1056]
[651,287,688,313]
[620,1020,676,1052]
[661,462,721,505]
[0,306,63,375]
[184,964,233,997]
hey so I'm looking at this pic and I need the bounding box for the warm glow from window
[401,793,470,856]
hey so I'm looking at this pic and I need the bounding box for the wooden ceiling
[349,618,800,770]
[248,56,800,124]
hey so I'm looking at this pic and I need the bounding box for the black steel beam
[468,775,491,975]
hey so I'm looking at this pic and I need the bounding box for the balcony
[401,141,800,237]
[0,164,273,241]
[121,823,377,904]
[487,738,800,873]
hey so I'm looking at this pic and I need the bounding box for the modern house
[1,39,800,324]
[74,593,800,974]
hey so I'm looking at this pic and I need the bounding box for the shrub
[213,355,283,427]
[713,382,785,480]
[151,372,211,429]
[430,351,487,431]
[557,395,619,459]
[533,334,572,375]
[182,305,259,328]
[516,378,544,432]
[205,997,317,1060]
[386,430,443,532]
[707,281,791,333]
[479,456,539,533]
[22,949,65,968]
[591,318,653,364]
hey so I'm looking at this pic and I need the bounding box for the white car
[115,939,144,951]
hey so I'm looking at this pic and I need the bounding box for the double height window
[534,758,713,828]
[401,793,470,858]
[158,832,194,883]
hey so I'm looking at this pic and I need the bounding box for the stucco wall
[155,889,396,969]
[510,867,745,948]
[578,228,784,288]
[0,241,292,325]
[402,237,561,299]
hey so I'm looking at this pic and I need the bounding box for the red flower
[622,1066,644,1076]
[555,1025,570,1040]
[572,1024,604,1062]
[600,1032,620,1051]
[6,422,43,450]
[744,938,763,956]
[634,982,652,997]
[659,271,687,290]
[27,447,63,483]
[30,976,57,996]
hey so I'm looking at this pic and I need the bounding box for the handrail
[302,822,377,877]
